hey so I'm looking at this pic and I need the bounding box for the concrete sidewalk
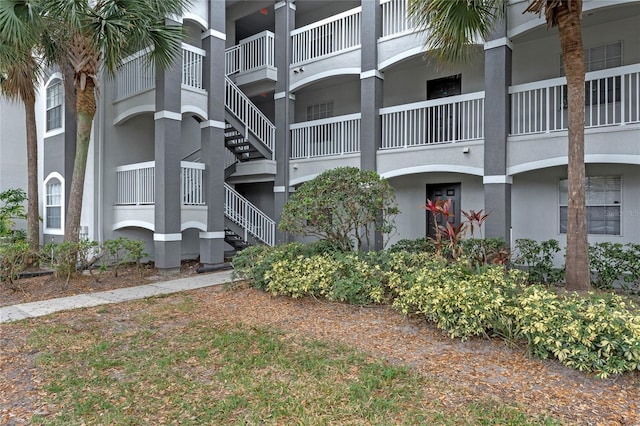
[0,269,235,324]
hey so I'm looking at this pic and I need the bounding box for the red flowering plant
[423,200,510,266]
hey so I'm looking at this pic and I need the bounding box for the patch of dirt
[1,274,639,425]
[0,261,205,308]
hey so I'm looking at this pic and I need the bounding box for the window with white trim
[306,101,334,121]
[559,176,621,235]
[561,41,623,74]
[45,178,62,230]
[561,42,623,106]
[46,79,63,132]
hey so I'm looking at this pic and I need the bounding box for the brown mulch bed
[0,261,203,308]
[1,272,639,425]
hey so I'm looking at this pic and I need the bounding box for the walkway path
[0,270,234,323]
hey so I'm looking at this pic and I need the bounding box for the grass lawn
[12,293,560,425]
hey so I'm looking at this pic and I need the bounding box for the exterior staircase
[224,77,275,162]
[224,227,249,256]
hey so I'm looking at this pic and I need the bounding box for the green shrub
[388,238,436,254]
[232,243,305,289]
[391,262,526,340]
[279,167,399,251]
[0,188,27,239]
[102,237,147,276]
[263,250,388,305]
[48,240,99,283]
[459,238,511,267]
[589,242,640,293]
[232,241,640,378]
[504,287,640,378]
[514,239,565,284]
[0,241,30,283]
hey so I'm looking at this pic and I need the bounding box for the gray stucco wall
[0,101,28,193]
[386,173,484,247]
[294,77,361,122]
[511,164,640,265]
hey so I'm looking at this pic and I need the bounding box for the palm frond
[0,0,42,46]
[524,0,582,28]
[409,0,507,64]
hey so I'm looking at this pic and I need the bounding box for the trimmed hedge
[232,243,640,378]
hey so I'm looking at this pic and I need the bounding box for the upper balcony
[290,0,425,88]
[113,161,207,231]
[113,43,207,124]
[290,63,640,181]
[225,31,277,97]
[508,63,640,174]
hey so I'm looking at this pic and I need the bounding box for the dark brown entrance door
[426,183,461,238]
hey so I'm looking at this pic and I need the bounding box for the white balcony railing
[380,92,485,149]
[115,161,155,205]
[182,44,206,90]
[225,31,275,76]
[115,44,205,99]
[116,49,155,100]
[510,64,640,136]
[291,6,362,65]
[381,0,416,38]
[290,113,361,159]
[224,183,275,246]
[115,161,204,206]
[181,162,205,205]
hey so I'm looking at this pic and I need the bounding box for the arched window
[45,78,63,132]
[44,173,64,234]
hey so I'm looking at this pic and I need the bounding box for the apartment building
[28,0,640,270]
[0,100,29,234]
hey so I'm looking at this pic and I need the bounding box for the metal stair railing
[225,76,275,158]
[224,183,275,246]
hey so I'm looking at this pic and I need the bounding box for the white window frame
[43,172,64,235]
[306,101,334,121]
[560,41,623,74]
[44,73,64,137]
[559,176,622,236]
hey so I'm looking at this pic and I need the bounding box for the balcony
[113,161,207,231]
[289,0,423,83]
[113,43,207,124]
[378,0,424,70]
[225,30,276,94]
[112,161,275,245]
[380,92,485,149]
[290,113,361,159]
[510,64,640,135]
[508,64,640,174]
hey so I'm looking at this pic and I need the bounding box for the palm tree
[0,1,43,256]
[36,0,191,243]
[409,0,589,291]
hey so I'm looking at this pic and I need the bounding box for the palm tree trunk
[64,79,96,243]
[24,96,39,254]
[556,3,590,291]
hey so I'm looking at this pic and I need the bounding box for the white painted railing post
[135,168,141,205]
[243,202,248,242]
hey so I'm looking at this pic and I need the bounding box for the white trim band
[154,233,182,242]
[202,29,226,41]
[275,1,295,10]
[483,175,513,185]
[200,120,226,129]
[273,186,286,193]
[199,231,225,239]
[484,37,512,51]
[274,91,295,100]
[154,111,182,121]
[360,69,383,80]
